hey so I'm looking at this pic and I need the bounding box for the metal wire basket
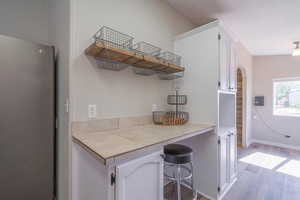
[158,71,184,80]
[96,58,129,71]
[167,95,187,105]
[94,26,134,50]
[133,42,161,57]
[133,67,157,76]
[131,42,160,75]
[153,111,189,126]
[158,51,181,65]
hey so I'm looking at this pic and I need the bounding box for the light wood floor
[164,143,300,200]
[224,143,300,200]
[164,183,208,200]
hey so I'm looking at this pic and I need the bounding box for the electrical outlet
[88,104,97,119]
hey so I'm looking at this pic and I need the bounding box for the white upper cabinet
[219,30,230,91]
[116,151,164,200]
[219,28,237,91]
[229,43,237,90]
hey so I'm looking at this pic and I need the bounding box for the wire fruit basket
[153,91,188,126]
[167,94,187,105]
[153,111,189,126]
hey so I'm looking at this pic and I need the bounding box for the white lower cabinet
[72,143,164,200]
[116,151,164,200]
[218,130,237,199]
[229,131,237,182]
[218,133,230,194]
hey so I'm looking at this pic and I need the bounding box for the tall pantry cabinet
[174,21,237,200]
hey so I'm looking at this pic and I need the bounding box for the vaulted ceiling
[166,0,300,55]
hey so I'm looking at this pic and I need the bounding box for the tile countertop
[73,123,215,164]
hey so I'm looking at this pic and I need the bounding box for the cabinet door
[219,29,237,91]
[219,32,231,91]
[229,44,237,90]
[218,134,230,194]
[229,131,238,181]
[116,151,164,200]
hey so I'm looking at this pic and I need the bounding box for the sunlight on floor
[239,152,287,169]
[277,160,300,178]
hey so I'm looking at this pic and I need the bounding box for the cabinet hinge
[218,139,220,145]
[218,81,221,87]
[218,186,221,192]
[218,34,221,40]
[111,173,116,186]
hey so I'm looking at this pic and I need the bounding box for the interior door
[116,151,164,200]
[218,134,230,194]
[0,35,55,200]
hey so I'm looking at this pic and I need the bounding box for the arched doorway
[236,68,244,147]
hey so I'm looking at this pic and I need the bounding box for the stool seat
[164,144,192,164]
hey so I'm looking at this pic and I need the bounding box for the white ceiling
[166,0,300,55]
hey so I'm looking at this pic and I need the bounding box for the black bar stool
[163,144,196,200]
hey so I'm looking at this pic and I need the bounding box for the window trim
[273,77,300,117]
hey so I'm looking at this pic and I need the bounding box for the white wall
[235,42,253,147]
[48,0,71,200]
[252,55,300,149]
[70,0,196,121]
[0,0,49,44]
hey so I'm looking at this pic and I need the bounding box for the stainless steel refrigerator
[0,35,55,200]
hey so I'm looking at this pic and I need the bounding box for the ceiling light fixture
[292,41,300,56]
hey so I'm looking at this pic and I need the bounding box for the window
[273,78,300,116]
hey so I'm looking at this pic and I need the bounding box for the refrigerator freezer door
[0,35,55,200]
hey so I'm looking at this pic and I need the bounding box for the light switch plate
[88,104,97,119]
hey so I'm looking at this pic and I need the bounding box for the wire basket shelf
[94,26,134,50]
[133,42,161,57]
[133,67,157,76]
[96,58,129,71]
[158,71,184,80]
[158,51,181,65]
[90,26,185,75]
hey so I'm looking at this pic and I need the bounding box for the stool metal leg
[164,161,196,200]
[176,166,181,200]
[172,168,176,197]
[191,162,197,200]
